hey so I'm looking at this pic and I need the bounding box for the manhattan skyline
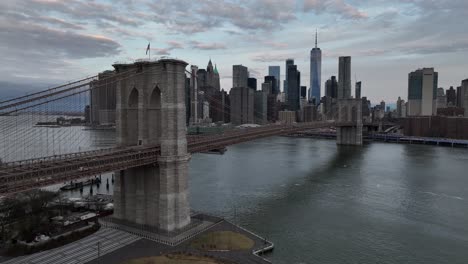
[0,0,467,103]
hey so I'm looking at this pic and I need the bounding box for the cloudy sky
[1,0,467,103]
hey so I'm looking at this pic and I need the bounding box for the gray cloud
[262,41,289,49]
[190,41,227,50]
[167,41,184,49]
[303,0,368,19]
[0,1,122,83]
[0,0,122,75]
[38,17,86,30]
[251,54,288,63]
[147,0,366,34]
[1,0,466,104]
[250,52,303,63]
[0,22,120,59]
[304,0,468,60]
[0,49,85,84]
[152,48,172,56]
[26,0,142,27]
[0,9,86,31]
[397,38,468,55]
[149,41,185,56]
[104,26,153,40]
[248,68,262,78]
[325,49,388,58]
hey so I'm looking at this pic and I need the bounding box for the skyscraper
[287,64,300,111]
[446,86,457,106]
[197,60,222,123]
[300,86,308,109]
[355,81,361,99]
[233,65,248,88]
[90,70,117,125]
[248,77,257,90]
[230,87,254,125]
[457,86,462,107]
[185,76,191,125]
[436,87,446,109]
[189,65,199,124]
[362,96,371,119]
[284,59,294,101]
[254,90,268,124]
[325,76,338,99]
[397,96,403,117]
[264,76,278,94]
[460,79,468,117]
[310,30,322,103]
[202,59,220,91]
[300,86,307,98]
[198,60,220,92]
[261,82,272,94]
[338,56,351,99]
[407,68,438,116]
[268,66,280,92]
[380,100,386,112]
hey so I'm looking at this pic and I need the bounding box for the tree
[0,197,23,242]
[0,190,57,243]
[23,190,56,214]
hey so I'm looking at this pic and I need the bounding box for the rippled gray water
[189,137,468,264]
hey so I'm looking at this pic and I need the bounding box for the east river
[2,120,468,263]
[190,137,468,264]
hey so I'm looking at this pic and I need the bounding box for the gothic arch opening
[351,105,357,123]
[148,86,162,144]
[340,104,348,122]
[128,88,139,108]
[127,88,139,145]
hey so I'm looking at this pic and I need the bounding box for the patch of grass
[190,231,254,251]
[122,254,227,264]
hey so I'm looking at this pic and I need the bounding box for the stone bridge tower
[112,59,190,232]
[337,98,363,145]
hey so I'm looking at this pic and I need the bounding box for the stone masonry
[112,59,191,232]
[337,98,363,145]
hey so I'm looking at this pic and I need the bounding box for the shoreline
[285,132,468,148]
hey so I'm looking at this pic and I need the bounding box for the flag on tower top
[146,43,150,55]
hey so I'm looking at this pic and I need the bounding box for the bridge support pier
[112,59,191,232]
[337,99,363,146]
[337,126,363,145]
[158,155,191,231]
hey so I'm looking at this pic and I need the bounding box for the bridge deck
[0,122,353,195]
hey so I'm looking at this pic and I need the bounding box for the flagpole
[146,42,151,60]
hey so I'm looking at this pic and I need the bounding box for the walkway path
[1,227,140,264]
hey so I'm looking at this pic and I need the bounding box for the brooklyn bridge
[0,59,362,232]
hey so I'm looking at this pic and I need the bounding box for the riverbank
[285,132,468,148]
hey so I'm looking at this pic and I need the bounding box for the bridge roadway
[0,122,349,196]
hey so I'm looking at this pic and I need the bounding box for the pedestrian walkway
[1,227,140,264]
